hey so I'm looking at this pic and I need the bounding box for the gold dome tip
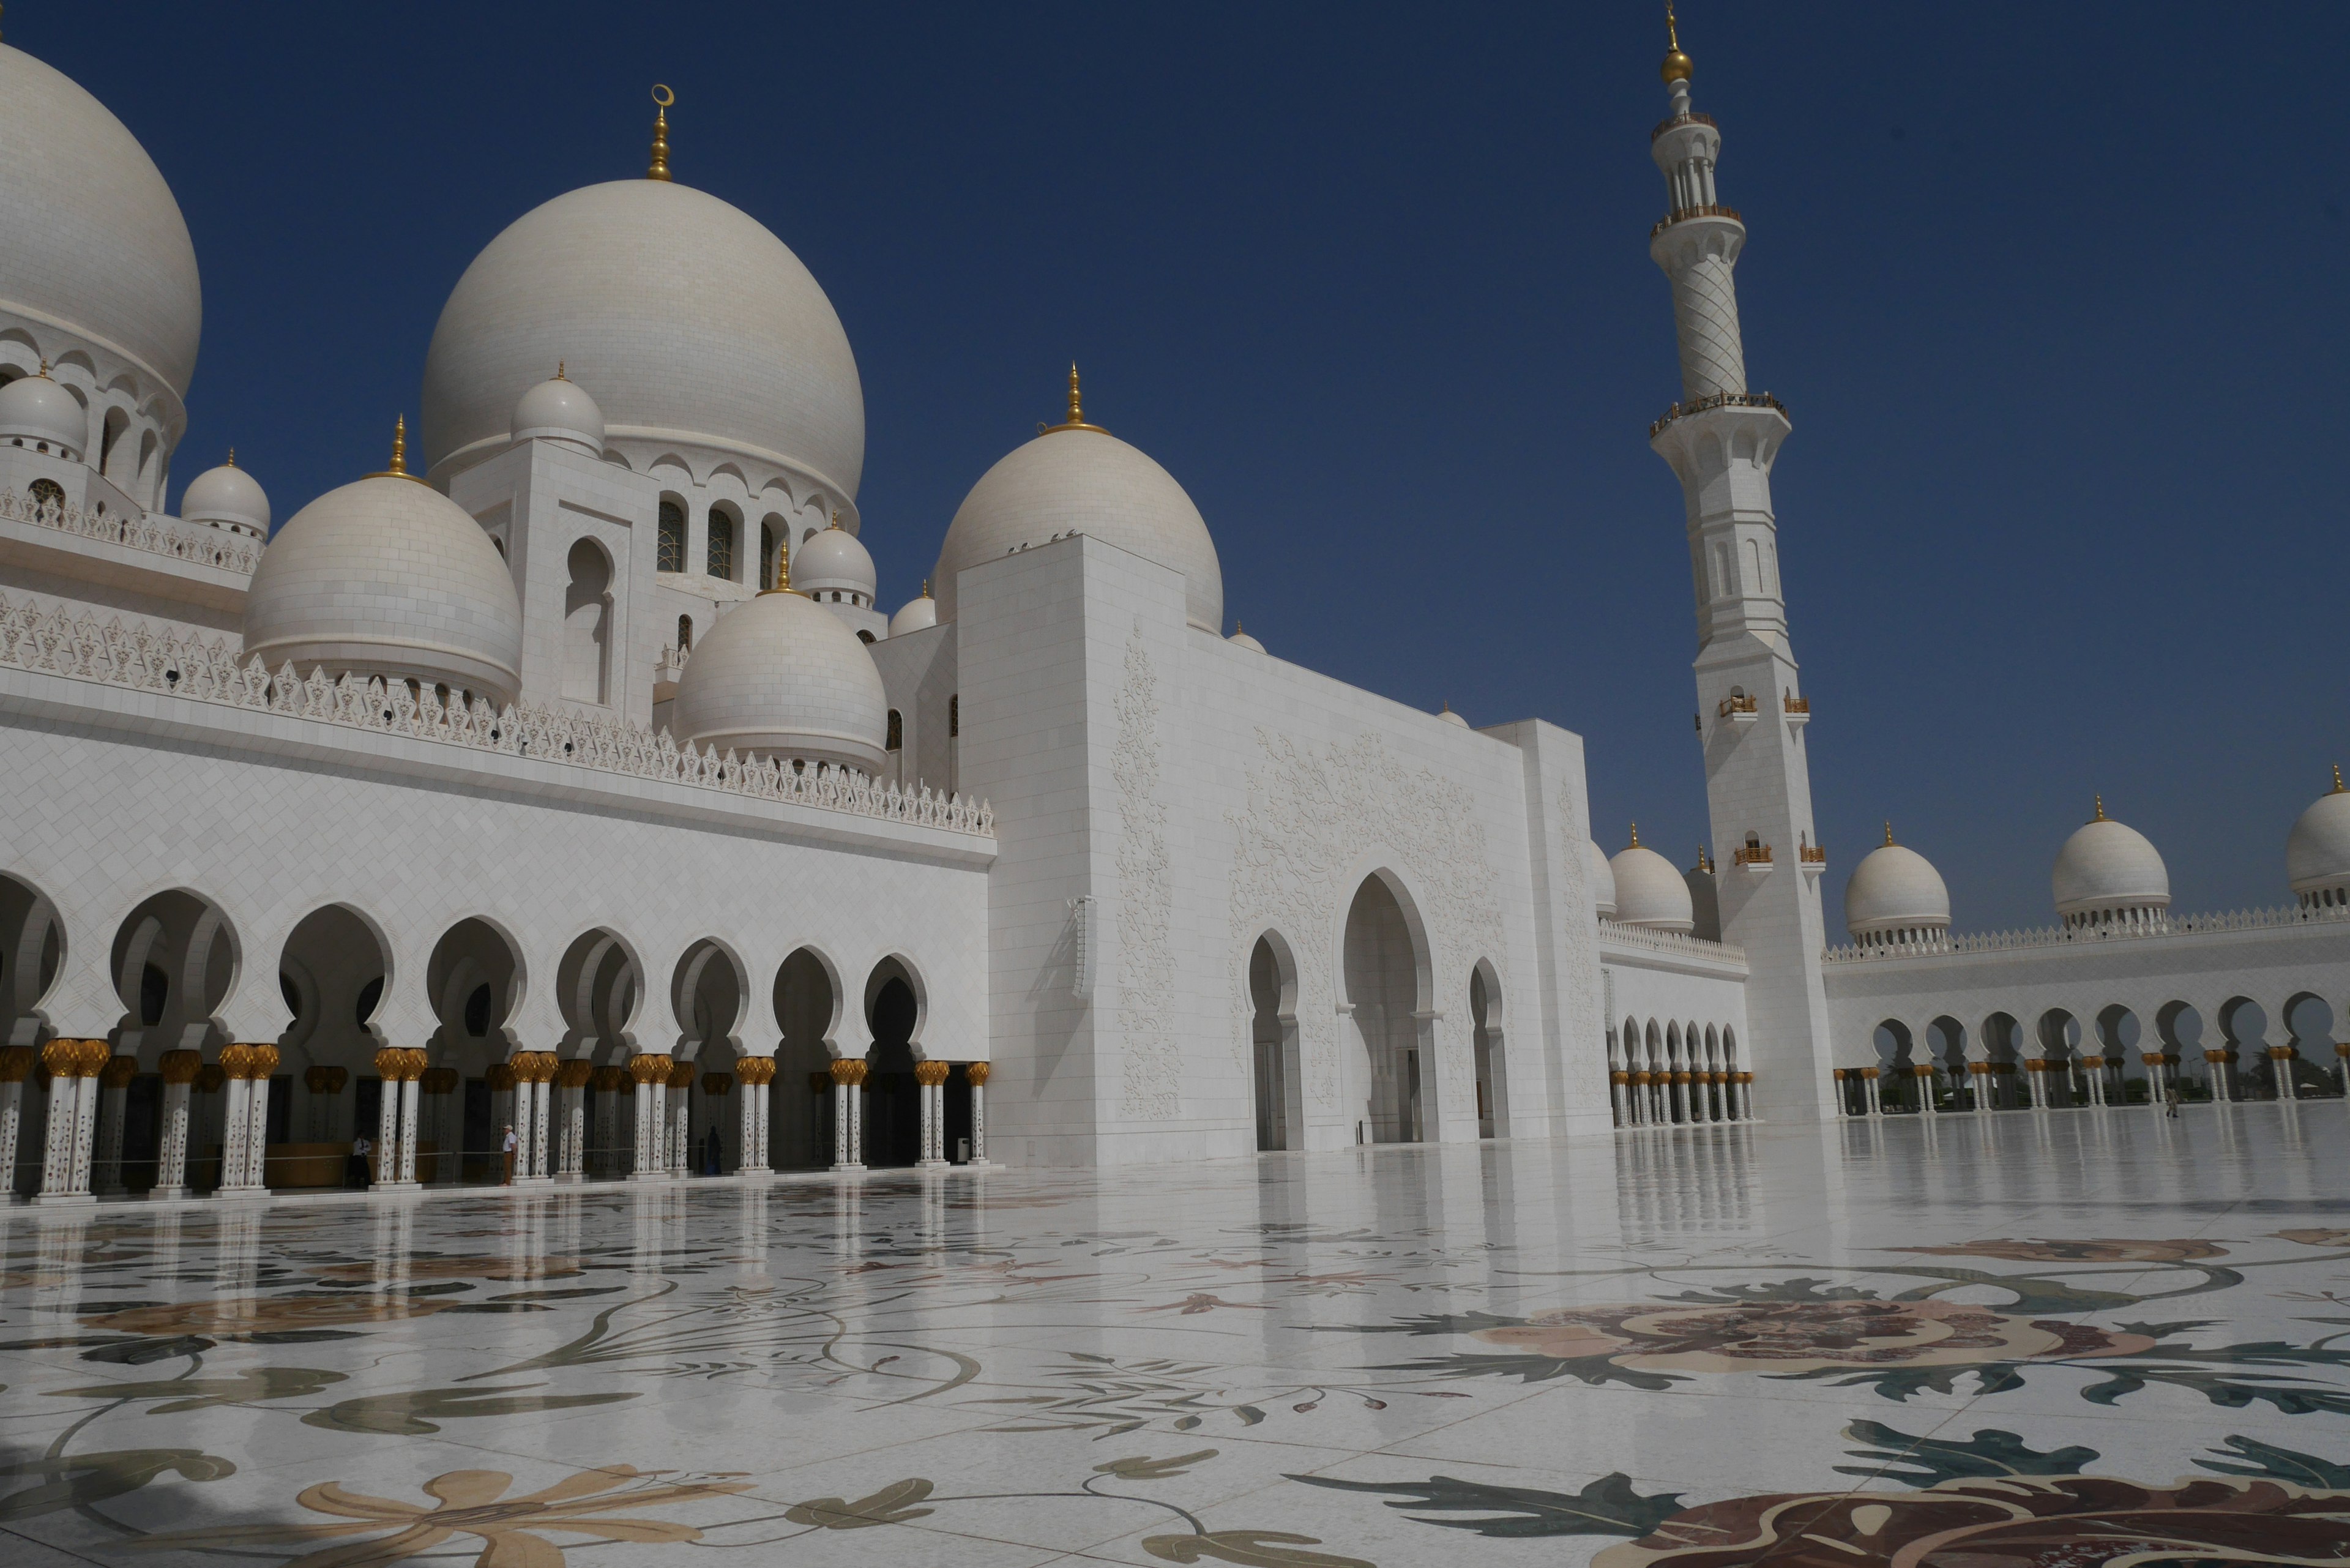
[1043,361,1106,434]
[2332,763,2344,795]
[2092,793,2107,823]
[1883,819,1894,847]
[761,530,794,595]
[34,357,48,378]
[1660,1,1693,81]
[647,84,674,181]
[226,447,235,468]
[554,360,566,381]
[919,577,931,599]
[368,413,427,485]
[1628,821,1641,849]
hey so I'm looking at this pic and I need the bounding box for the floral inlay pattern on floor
[1,1106,2345,1566]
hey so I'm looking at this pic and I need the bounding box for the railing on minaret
[1646,5,1837,1121]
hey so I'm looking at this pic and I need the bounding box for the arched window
[948,695,959,737]
[28,477,63,513]
[857,628,875,644]
[707,508,736,580]
[657,501,685,573]
[562,537,612,704]
[676,614,692,652]
[760,521,779,590]
[886,710,903,751]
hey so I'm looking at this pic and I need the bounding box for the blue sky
[38,2,2348,932]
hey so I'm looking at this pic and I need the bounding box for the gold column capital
[100,1053,140,1089]
[913,1059,951,1088]
[961,1061,990,1087]
[627,1053,672,1086]
[827,1058,867,1087]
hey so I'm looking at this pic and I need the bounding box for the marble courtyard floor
[2,1106,2348,1566]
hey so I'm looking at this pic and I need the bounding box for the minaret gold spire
[555,360,567,381]
[1628,821,1641,849]
[2332,763,2344,795]
[1042,363,1106,434]
[647,84,674,181]
[1661,1,1693,83]
[366,414,427,483]
[226,447,236,467]
[1884,819,1894,847]
[2092,794,2107,822]
[763,532,793,594]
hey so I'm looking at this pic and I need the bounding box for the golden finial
[826,509,842,531]
[369,414,425,483]
[919,577,931,599]
[2332,763,2344,795]
[647,84,674,182]
[763,532,793,595]
[2092,793,2107,823]
[1628,821,1641,849]
[1884,819,1894,847]
[554,360,567,381]
[226,447,236,468]
[1662,1,1693,83]
[1042,362,1107,434]
[34,357,48,378]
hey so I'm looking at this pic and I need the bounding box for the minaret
[1645,8,1834,1119]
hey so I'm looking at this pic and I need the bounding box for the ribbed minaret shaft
[1644,23,1835,1122]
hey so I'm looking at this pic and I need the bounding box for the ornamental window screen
[657,501,685,573]
[27,477,63,512]
[676,614,692,651]
[707,510,735,580]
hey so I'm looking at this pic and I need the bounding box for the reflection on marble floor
[2,1105,2348,1567]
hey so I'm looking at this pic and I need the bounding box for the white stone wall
[957,533,1610,1168]
[0,662,990,1083]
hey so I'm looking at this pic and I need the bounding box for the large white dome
[934,409,1222,633]
[420,179,862,496]
[244,464,523,706]
[2287,772,2350,901]
[1609,840,1693,932]
[669,589,887,772]
[1844,836,1950,939]
[0,45,200,399]
[2051,802,2169,922]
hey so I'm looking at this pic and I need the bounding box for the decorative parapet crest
[1598,920,1748,968]
[0,487,260,575]
[0,594,993,838]
[1822,902,2348,963]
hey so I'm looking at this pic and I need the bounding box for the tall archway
[1341,874,1429,1144]
[774,947,839,1168]
[1471,961,1505,1138]
[557,928,641,1179]
[279,904,390,1176]
[0,872,64,1048]
[672,938,747,1171]
[2284,993,2333,1099]
[1248,933,1301,1151]
[562,538,612,704]
[108,890,239,1191]
[864,958,922,1166]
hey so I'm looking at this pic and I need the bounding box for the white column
[670,1077,690,1178]
[92,1062,131,1193]
[967,1064,989,1163]
[1861,1071,1882,1118]
[829,1061,865,1171]
[2274,1048,2300,1101]
[557,1070,587,1182]
[153,1056,195,1200]
[241,1053,275,1189]
[914,1063,946,1167]
[528,1070,552,1181]
[220,1075,252,1192]
[398,1076,421,1184]
[0,1067,24,1197]
[35,1042,100,1206]
[1917,1067,1938,1115]
[629,1058,667,1181]
[375,1066,401,1185]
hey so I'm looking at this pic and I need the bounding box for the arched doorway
[1248,934,1300,1151]
[1342,874,1428,1144]
[1471,962,1505,1138]
[556,929,641,1179]
[864,959,921,1166]
[108,889,239,1192]
[774,948,838,1168]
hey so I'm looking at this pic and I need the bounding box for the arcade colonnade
[1605,1014,1754,1128]
[1830,989,2350,1118]
[0,871,993,1206]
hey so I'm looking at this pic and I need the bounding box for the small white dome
[933,388,1222,632]
[422,179,862,493]
[2051,801,2169,920]
[888,589,937,638]
[1587,839,1617,919]
[0,45,201,400]
[0,368,84,457]
[510,371,604,454]
[1844,835,1951,938]
[1228,627,1265,654]
[2287,771,2350,898]
[1438,703,1469,728]
[670,588,887,771]
[180,457,269,535]
[1610,839,1694,932]
[244,466,523,706]
[789,521,875,601]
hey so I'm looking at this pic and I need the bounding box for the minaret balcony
[1733,842,1774,871]
[1783,692,1810,727]
[1649,389,1788,440]
[1649,111,1718,144]
[1649,203,1742,239]
[1799,842,1826,878]
[1718,693,1758,723]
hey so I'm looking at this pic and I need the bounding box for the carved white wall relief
[1113,619,1177,1121]
[1227,731,1507,1118]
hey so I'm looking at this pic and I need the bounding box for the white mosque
[1,23,2343,1206]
